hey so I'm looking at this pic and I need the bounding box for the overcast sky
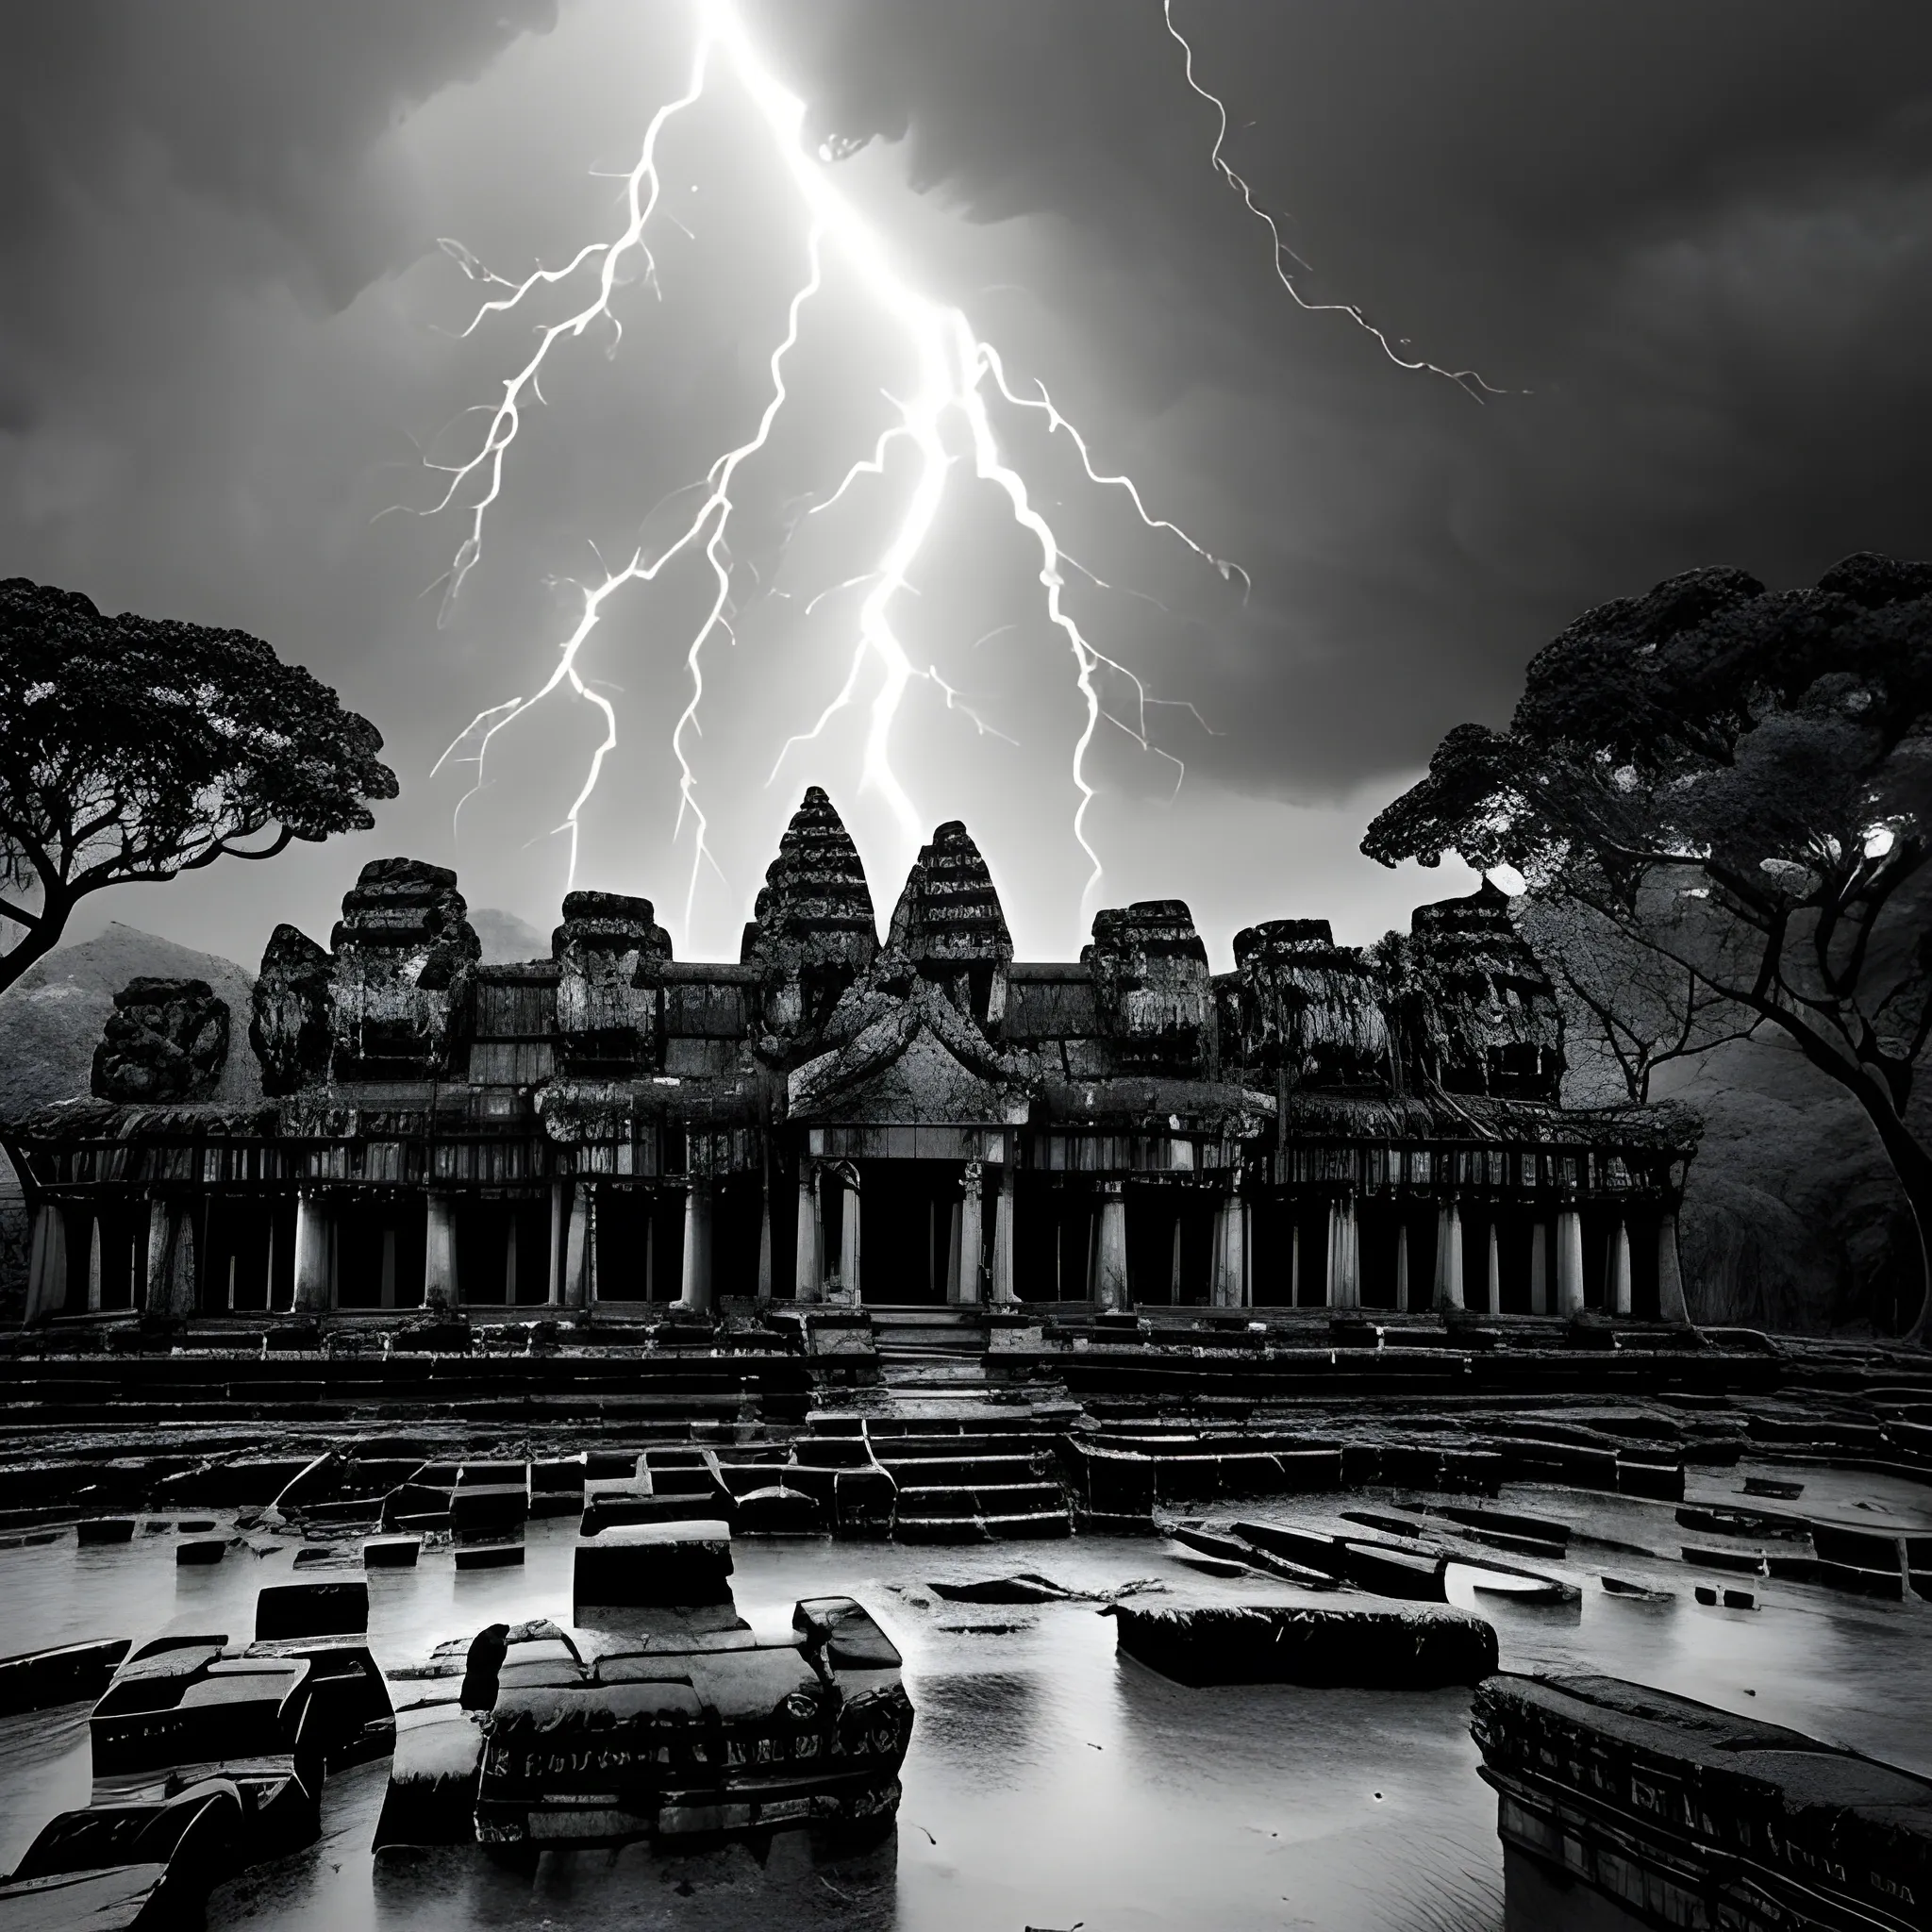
[4,0,1929,970]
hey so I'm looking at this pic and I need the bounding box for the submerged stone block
[574,1519,735,1609]
[1475,1673,1932,1931]
[0,1637,132,1717]
[1110,1597,1497,1689]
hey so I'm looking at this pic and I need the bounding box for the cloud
[2,0,1929,967]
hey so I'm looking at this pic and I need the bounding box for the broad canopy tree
[0,577,398,993]
[1364,551,1932,1341]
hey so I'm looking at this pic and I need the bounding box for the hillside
[0,924,261,1117]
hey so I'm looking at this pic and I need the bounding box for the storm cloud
[1,0,1927,966]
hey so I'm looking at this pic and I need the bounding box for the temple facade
[6,789,1697,1324]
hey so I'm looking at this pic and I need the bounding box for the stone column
[681,1181,714,1312]
[794,1162,823,1303]
[424,1194,458,1306]
[291,1191,332,1313]
[25,1204,69,1323]
[1607,1214,1633,1317]
[87,1216,105,1314]
[1556,1206,1585,1317]
[1213,1193,1250,1307]
[839,1177,861,1299]
[1094,1179,1128,1311]
[1290,1220,1301,1307]
[954,1162,985,1305]
[1326,1195,1360,1308]
[547,1181,567,1307]
[1434,1199,1464,1311]
[991,1166,1016,1304]
[146,1201,172,1315]
[1529,1221,1549,1316]
[1657,1210,1691,1324]
[1395,1220,1410,1312]
[145,1200,197,1318]
[757,1165,774,1300]
[561,1186,593,1309]
[1487,1221,1503,1314]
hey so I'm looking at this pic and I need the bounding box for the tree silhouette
[0,578,397,992]
[1365,552,1932,1342]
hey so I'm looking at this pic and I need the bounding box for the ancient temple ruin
[6,788,1695,1324]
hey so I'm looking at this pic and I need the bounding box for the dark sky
[3,0,1928,969]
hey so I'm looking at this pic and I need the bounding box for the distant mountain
[470,907,547,965]
[0,923,261,1118]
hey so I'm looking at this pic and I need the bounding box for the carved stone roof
[741,788,877,979]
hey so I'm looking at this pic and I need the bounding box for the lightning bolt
[429,0,1245,940]
[1161,0,1510,401]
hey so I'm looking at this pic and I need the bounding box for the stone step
[883,1364,993,1388]
[893,1509,1073,1544]
[893,1481,1067,1519]
[872,1454,1048,1487]
[866,1432,1055,1457]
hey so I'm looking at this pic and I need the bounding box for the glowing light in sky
[426,0,1247,942]
[428,1,1487,943]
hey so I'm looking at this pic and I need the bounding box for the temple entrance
[855,1158,958,1305]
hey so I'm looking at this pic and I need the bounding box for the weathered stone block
[328,858,479,1079]
[553,890,671,1073]
[251,924,333,1095]
[92,977,230,1102]
[1084,900,1214,1070]
[1111,1596,1497,1688]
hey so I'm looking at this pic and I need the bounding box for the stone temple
[6,788,1694,1325]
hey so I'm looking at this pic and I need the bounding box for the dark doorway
[713,1175,764,1299]
[857,1159,958,1304]
[456,1196,551,1306]
[594,1189,673,1301]
[334,1199,426,1309]
[205,1199,274,1311]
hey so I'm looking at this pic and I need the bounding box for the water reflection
[8,1479,1931,1931]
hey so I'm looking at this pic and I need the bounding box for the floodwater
[4,1458,1929,1932]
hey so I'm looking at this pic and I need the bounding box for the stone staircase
[862,1413,1073,1542]
[869,1307,995,1392]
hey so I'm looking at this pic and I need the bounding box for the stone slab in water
[1109,1596,1498,1690]
[1475,1672,1932,1931]
[0,1637,132,1716]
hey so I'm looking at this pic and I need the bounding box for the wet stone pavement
[5,1462,1931,1932]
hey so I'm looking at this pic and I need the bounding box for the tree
[1514,894,1755,1107]
[0,578,398,992]
[1363,551,1932,1341]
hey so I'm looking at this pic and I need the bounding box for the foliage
[1514,895,1753,1106]
[0,577,397,992]
[1364,551,1932,1337]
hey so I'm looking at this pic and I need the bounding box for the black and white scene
[4,3,1932,1927]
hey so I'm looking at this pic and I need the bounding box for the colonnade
[18,1172,1690,1325]
[1305,1191,1686,1320]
